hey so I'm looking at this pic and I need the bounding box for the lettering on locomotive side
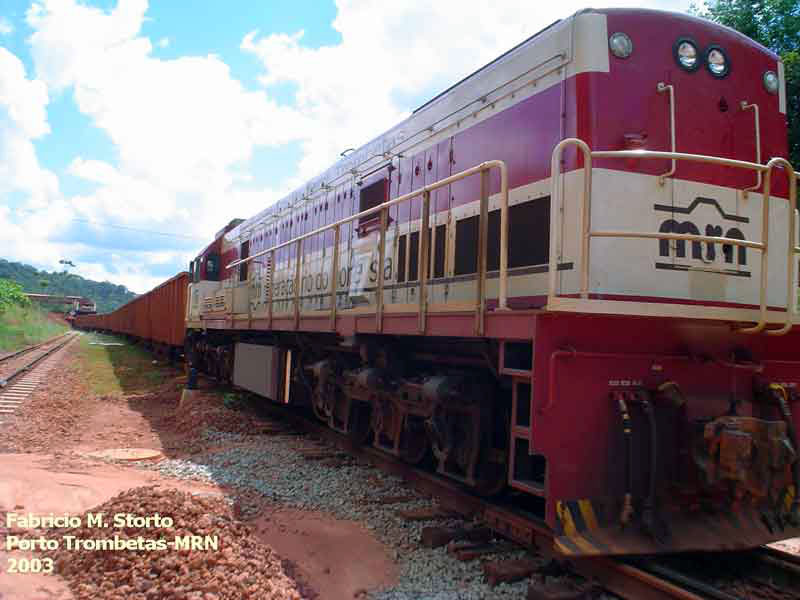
[653,197,751,277]
[269,257,394,300]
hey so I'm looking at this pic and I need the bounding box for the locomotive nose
[554,384,800,557]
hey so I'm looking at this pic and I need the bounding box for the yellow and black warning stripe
[555,487,800,556]
[555,499,618,555]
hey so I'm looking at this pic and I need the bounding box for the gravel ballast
[38,486,309,600]
[152,424,532,599]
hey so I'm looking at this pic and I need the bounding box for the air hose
[615,392,634,526]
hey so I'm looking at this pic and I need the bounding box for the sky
[0,0,692,294]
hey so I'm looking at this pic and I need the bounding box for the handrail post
[580,148,592,298]
[738,167,771,334]
[740,101,762,195]
[498,162,510,309]
[549,138,592,303]
[657,82,676,185]
[418,190,431,334]
[765,159,797,336]
[330,224,340,331]
[376,206,387,332]
[267,250,274,329]
[294,239,302,330]
[476,170,489,335]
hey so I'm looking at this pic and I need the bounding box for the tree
[0,279,31,313]
[692,0,800,167]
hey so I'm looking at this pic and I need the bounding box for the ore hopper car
[185,8,799,556]
[75,272,189,360]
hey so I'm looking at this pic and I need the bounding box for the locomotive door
[348,167,392,310]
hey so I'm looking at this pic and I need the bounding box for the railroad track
[238,391,800,600]
[0,330,74,370]
[0,332,79,426]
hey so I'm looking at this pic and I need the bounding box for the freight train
[77,8,800,557]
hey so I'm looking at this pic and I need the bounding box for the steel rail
[180,360,800,600]
[245,387,729,600]
[0,331,72,366]
[632,561,741,600]
[0,333,77,389]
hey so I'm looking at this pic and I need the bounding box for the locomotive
[82,8,800,556]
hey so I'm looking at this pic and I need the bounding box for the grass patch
[0,304,68,352]
[78,333,178,396]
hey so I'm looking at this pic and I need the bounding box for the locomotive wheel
[473,448,508,497]
[399,418,429,465]
[348,402,372,445]
[312,395,330,422]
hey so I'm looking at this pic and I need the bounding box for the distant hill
[0,258,137,313]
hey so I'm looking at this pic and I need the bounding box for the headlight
[674,38,699,71]
[763,70,779,94]
[609,32,633,59]
[705,45,729,77]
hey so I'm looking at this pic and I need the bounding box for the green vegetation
[78,334,177,396]
[0,278,30,312]
[0,279,68,351]
[692,0,800,166]
[223,391,247,410]
[0,258,137,313]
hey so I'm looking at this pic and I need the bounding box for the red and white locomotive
[180,8,800,556]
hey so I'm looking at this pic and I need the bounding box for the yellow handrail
[227,160,510,329]
[549,138,798,335]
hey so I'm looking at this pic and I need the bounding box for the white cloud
[0,47,59,206]
[12,0,309,291]
[0,18,13,36]
[157,36,169,48]
[241,0,692,179]
[27,0,307,196]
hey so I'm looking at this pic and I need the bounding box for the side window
[454,216,479,276]
[358,178,387,227]
[506,197,549,268]
[433,224,446,278]
[409,231,420,281]
[206,253,220,281]
[457,198,551,275]
[397,234,407,283]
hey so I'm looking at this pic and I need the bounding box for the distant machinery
[26,294,97,321]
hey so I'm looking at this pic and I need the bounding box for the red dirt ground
[0,349,397,600]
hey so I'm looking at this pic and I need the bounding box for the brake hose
[615,392,634,526]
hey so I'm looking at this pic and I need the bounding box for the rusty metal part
[768,384,800,521]
[696,415,795,503]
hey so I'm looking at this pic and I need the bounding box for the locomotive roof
[224,7,780,244]
[225,9,585,243]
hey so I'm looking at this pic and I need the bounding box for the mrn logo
[654,197,750,277]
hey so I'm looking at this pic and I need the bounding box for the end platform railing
[549,138,799,336]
